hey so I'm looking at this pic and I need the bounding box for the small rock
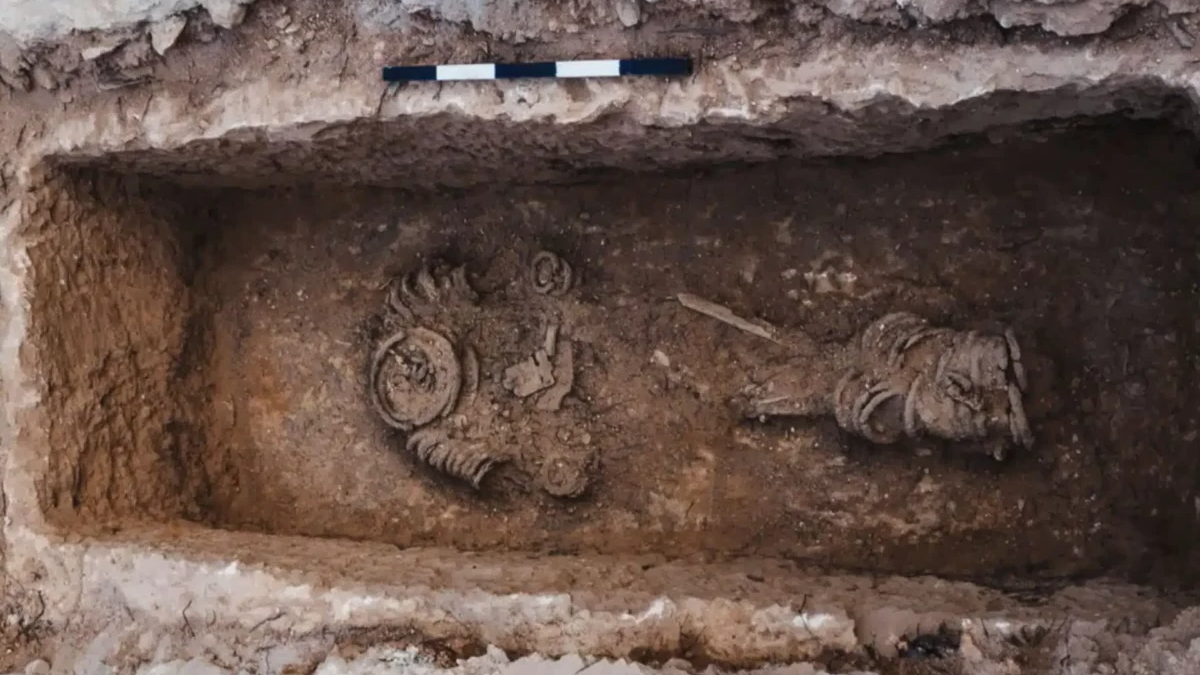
[662,658,692,673]
[0,31,23,73]
[81,40,126,61]
[24,659,50,675]
[651,350,670,368]
[30,65,55,90]
[150,15,187,55]
[209,1,249,29]
[615,0,641,27]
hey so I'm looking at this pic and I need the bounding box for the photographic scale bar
[382,58,693,83]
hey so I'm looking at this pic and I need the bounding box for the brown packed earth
[24,121,1200,587]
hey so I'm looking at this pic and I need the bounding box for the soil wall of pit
[21,168,227,526]
[21,121,1200,587]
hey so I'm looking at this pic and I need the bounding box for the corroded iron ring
[369,327,462,431]
[529,251,574,296]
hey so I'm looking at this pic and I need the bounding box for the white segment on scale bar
[436,63,498,80]
[555,60,622,78]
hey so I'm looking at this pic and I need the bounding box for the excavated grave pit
[25,116,1200,578]
[13,115,1200,664]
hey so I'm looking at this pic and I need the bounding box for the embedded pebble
[615,0,642,27]
[150,15,188,55]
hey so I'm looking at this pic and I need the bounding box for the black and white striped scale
[382,57,692,83]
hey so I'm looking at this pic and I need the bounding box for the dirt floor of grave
[32,121,1200,584]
